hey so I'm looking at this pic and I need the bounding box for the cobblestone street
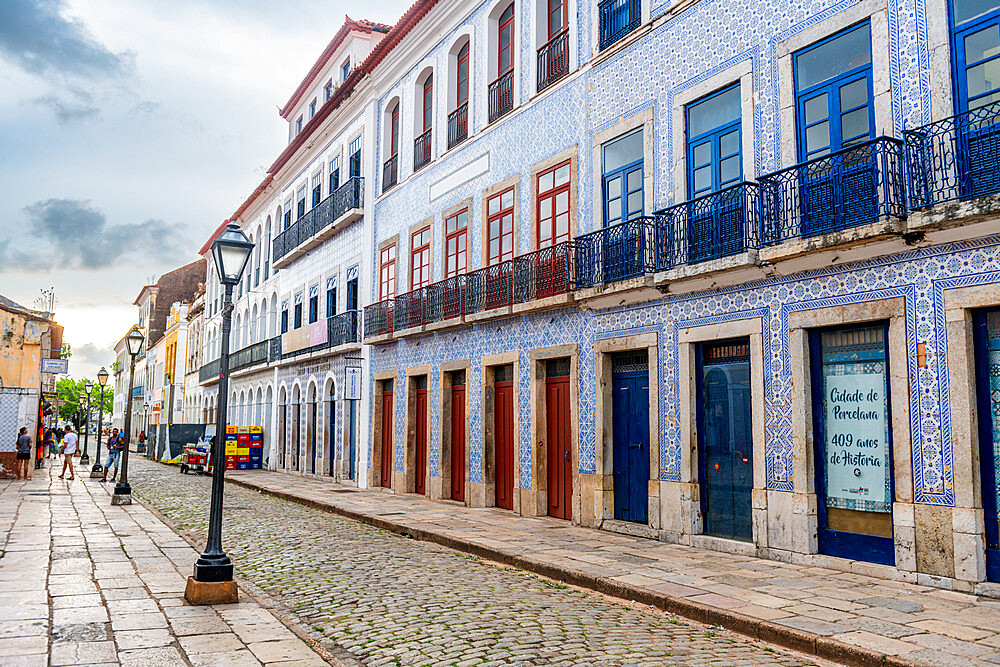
[129,458,811,666]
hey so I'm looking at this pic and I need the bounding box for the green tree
[60,342,72,359]
[55,377,115,431]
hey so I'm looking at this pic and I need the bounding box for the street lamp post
[113,327,145,506]
[185,223,253,606]
[80,380,94,465]
[77,392,85,439]
[91,367,109,478]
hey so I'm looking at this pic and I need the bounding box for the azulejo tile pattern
[373,238,1000,507]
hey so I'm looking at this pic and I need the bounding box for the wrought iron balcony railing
[364,300,395,337]
[574,217,656,288]
[363,242,574,338]
[488,69,514,124]
[230,340,269,373]
[759,136,907,246]
[904,101,1000,210]
[655,182,761,269]
[382,154,398,192]
[268,336,281,363]
[448,103,469,149]
[414,129,432,171]
[328,309,360,348]
[537,29,569,93]
[598,0,641,51]
[199,358,221,383]
[272,178,365,264]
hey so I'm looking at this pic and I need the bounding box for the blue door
[973,309,1000,581]
[811,324,895,565]
[612,351,650,523]
[951,0,1000,200]
[348,399,357,481]
[794,23,876,236]
[696,339,753,541]
[602,129,645,282]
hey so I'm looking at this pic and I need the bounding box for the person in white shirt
[59,425,78,480]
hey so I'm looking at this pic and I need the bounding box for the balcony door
[794,23,875,236]
[951,0,1000,199]
[973,309,1000,582]
[686,84,744,263]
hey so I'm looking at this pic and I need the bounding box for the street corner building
[195,0,1000,595]
[0,294,63,477]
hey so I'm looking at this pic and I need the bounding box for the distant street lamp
[80,380,94,465]
[113,327,145,506]
[91,368,109,478]
[186,223,253,606]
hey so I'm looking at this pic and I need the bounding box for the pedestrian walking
[101,428,125,483]
[58,425,78,480]
[14,428,32,480]
[43,428,56,460]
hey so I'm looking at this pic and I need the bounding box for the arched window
[457,42,470,107]
[383,100,400,191]
[488,3,516,122]
[415,70,434,171]
[498,4,515,75]
[448,40,471,149]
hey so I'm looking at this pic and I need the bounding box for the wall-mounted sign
[41,358,69,374]
[345,366,362,401]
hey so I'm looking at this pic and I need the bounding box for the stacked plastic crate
[224,426,239,470]
[236,427,251,470]
[249,426,263,469]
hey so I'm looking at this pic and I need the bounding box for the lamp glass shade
[97,367,109,386]
[126,326,145,356]
[78,393,85,403]
[84,380,94,394]
[212,224,254,285]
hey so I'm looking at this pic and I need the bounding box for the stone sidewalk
[0,466,337,666]
[227,469,1000,667]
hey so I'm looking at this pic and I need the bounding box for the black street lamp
[91,367,109,478]
[186,223,252,606]
[80,380,94,465]
[77,392,85,435]
[113,327,145,506]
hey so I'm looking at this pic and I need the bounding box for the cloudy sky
[0,0,410,380]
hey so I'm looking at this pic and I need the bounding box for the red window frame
[536,160,572,249]
[410,227,431,289]
[548,0,567,39]
[498,4,515,76]
[457,42,470,107]
[422,76,433,131]
[390,104,400,156]
[486,187,516,266]
[379,244,396,301]
[445,209,468,278]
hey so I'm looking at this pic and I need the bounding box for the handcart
[179,441,212,475]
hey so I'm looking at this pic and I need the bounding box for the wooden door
[495,377,515,510]
[546,364,572,520]
[612,352,649,524]
[380,387,393,488]
[451,382,466,502]
[415,386,428,495]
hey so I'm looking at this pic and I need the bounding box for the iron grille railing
[394,287,426,330]
[382,154,398,192]
[312,192,334,232]
[230,340,268,372]
[333,176,364,218]
[448,103,469,148]
[598,0,641,51]
[414,129,432,171]
[537,29,570,93]
[466,261,514,314]
[426,275,466,322]
[268,336,282,363]
[272,233,286,263]
[904,101,1000,210]
[199,358,220,383]
[364,300,394,337]
[513,242,575,302]
[328,309,359,347]
[759,136,907,246]
[488,69,514,124]
[574,217,656,287]
[299,207,316,240]
[655,182,761,269]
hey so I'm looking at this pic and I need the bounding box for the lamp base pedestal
[79,454,90,465]
[110,493,132,505]
[184,577,238,605]
[90,463,103,478]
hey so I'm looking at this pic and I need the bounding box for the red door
[546,375,572,520]
[495,379,515,510]
[414,386,428,495]
[380,388,393,488]
[451,383,466,502]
